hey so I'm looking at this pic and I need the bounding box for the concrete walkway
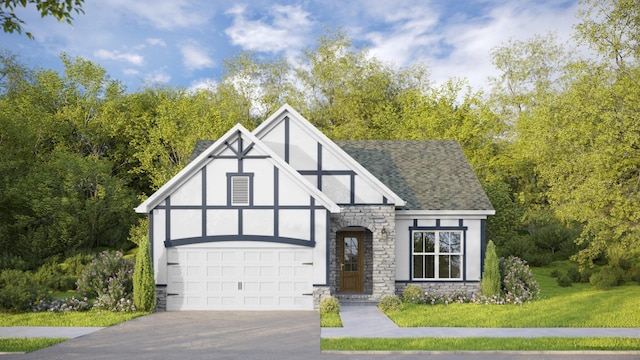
[0,327,103,339]
[320,305,640,338]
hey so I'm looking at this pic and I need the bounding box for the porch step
[335,294,378,306]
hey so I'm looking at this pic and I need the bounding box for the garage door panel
[166,247,313,310]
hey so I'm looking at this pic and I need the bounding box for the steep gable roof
[253,104,405,207]
[336,140,494,212]
[135,124,340,214]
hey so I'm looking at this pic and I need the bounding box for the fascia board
[135,123,340,214]
[134,124,249,214]
[253,104,406,207]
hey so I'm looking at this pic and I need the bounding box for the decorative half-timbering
[136,104,494,311]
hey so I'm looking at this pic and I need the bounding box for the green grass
[386,265,640,328]
[0,338,68,353]
[321,313,343,327]
[322,337,640,351]
[0,311,147,327]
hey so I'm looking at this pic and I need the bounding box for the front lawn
[0,311,146,327]
[385,266,640,328]
[0,338,68,353]
[322,337,640,351]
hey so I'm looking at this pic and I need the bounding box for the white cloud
[107,0,210,30]
[188,78,219,93]
[144,70,171,84]
[224,4,313,54]
[146,38,167,47]
[361,0,580,91]
[123,68,140,76]
[94,49,144,66]
[180,41,215,71]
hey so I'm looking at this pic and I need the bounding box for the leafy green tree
[1,0,85,39]
[481,240,501,297]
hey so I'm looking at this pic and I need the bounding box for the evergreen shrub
[481,240,501,297]
[0,269,49,312]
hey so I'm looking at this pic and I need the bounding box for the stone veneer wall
[330,205,396,301]
[395,282,481,296]
[313,286,331,310]
[155,285,167,312]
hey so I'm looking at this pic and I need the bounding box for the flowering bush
[405,256,540,307]
[500,256,540,303]
[77,250,135,312]
[32,297,91,312]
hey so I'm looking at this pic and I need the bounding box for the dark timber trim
[164,235,316,248]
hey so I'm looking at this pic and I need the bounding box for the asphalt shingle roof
[189,139,493,211]
[336,140,494,211]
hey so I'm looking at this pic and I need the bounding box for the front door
[339,231,364,293]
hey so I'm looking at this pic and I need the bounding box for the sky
[2,0,582,93]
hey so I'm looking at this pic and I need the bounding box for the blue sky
[2,0,580,93]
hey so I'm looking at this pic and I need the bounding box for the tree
[481,240,501,297]
[1,0,85,39]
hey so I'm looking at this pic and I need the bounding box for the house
[135,105,495,311]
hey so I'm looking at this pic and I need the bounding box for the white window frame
[412,230,464,280]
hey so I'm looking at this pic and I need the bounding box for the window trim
[410,225,467,281]
[227,173,254,206]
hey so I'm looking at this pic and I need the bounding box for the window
[231,175,250,206]
[412,231,463,280]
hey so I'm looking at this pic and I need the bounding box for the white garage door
[166,247,314,311]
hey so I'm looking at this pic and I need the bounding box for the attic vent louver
[231,176,250,206]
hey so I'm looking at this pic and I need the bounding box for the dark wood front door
[339,231,364,293]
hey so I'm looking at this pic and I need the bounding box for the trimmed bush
[319,296,340,314]
[133,236,155,312]
[481,240,501,297]
[0,269,49,312]
[550,269,561,278]
[378,294,402,312]
[402,285,424,304]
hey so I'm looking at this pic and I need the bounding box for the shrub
[378,294,402,312]
[557,274,573,287]
[133,236,155,312]
[0,269,49,312]
[550,269,561,278]
[77,250,135,312]
[500,256,540,303]
[566,267,581,283]
[579,266,594,283]
[402,285,424,304]
[60,253,93,278]
[481,240,501,297]
[319,296,340,314]
[34,259,75,292]
[590,266,626,290]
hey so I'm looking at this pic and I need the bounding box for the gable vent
[231,176,250,205]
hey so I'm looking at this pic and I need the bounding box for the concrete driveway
[6,311,320,360]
